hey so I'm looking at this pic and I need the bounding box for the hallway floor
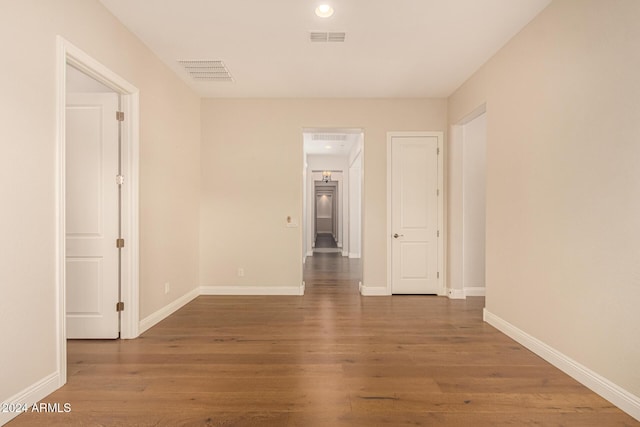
[313,233,341,254]
[314,233,338,249]
[8,255,636,426]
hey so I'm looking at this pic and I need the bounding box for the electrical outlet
[164,282,170,294]
[237,268,245,277]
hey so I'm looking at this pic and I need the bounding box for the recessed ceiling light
[315,4,334,18]
[325,145,332,149]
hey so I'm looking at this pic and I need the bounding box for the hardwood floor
[9,254,638,426]
[314,233,338,249]
[313,233,341,254]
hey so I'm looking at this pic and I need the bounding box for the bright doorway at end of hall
[314,182,340,253]
[302,128,363,263]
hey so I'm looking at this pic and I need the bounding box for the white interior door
[391,134,441,294]
[66,93,120,338]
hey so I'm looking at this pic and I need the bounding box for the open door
[65,93,120,338]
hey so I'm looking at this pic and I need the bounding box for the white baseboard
[447,288,465,299]
[0,372,60,426]
[200,284,305,296]
[348,252,361,259]
[360,284,390,296]
[484,309,640,422]
[464,286,486,297]
[139,287,199,335]
[342,250,348,257]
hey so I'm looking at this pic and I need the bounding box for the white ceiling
[99,0,551,98]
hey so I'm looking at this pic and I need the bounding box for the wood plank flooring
[9,254,638,426]
[314,233,338,248]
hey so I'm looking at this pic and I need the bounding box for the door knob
[393,233,404,238]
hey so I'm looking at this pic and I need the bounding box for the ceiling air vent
[310,32,346,43]
[312,134,348,141]
[177,60,233,82]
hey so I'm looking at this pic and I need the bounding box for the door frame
[449,104,487,299]
[386,131,444,296]
[301,128,365,286]
[313,177,340,243]
[56,36,140,386]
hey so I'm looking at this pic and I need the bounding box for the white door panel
[66,93,120,339]
[391,134,441,294]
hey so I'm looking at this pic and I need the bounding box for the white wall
[0,0,201,417]
[448,0,640,413]
[462,113,486,292]
[348,139,363,258]
[302,155,308,261]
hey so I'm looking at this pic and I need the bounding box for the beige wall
[449,0,640,397]
[0,0,200,404]
[200,99,447,288]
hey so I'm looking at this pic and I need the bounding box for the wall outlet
[164,282,170,294]
[237,268,245,277]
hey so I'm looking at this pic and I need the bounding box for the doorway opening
[448,105,487,299]
[302,128,364,291]
[56,37,140,386]
[314,181,341,254]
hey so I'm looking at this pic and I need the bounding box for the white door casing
[65,93,120,338]
[58,36,140,390]
[389,132,443,294]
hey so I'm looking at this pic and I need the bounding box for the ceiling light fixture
[315,4,334,18]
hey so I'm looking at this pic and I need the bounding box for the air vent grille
[177,60,233,82]
[310,32,346,43]
[312,134,348,141]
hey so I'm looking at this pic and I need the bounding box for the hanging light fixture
[322,171,332,183]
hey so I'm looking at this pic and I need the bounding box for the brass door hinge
[116,111,124,121]
[116,302,124,312]
[116,238,125,248]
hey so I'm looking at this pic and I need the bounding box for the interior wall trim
[464,286,486,297]
[0,372,60,426]
[200,284,305,296]
[484,309,640,422]
[446,288,465,299]
[138,288,200,335]
[360,284,391,296]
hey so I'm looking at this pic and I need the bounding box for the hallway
[8,256,635,426]
[313,233,341,254]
